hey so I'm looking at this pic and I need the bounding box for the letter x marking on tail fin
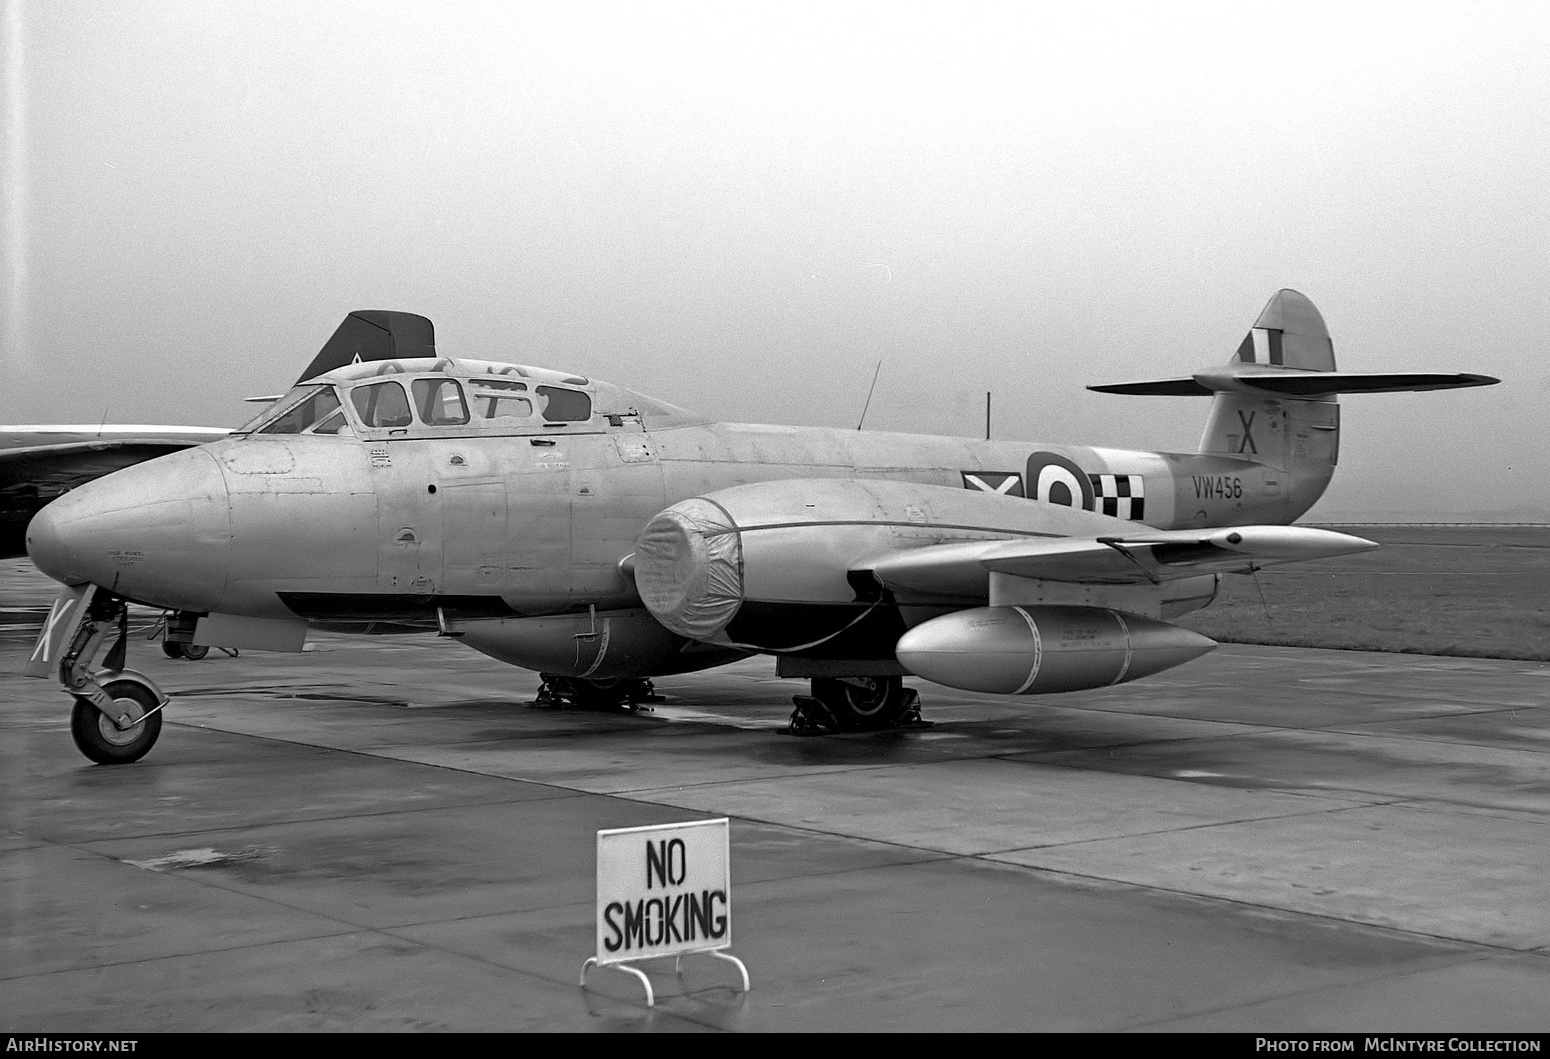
[1237,410,1258,455]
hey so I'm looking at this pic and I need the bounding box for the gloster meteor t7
[25,290,1496,763]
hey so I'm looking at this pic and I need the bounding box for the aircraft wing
[861,525,1377,597]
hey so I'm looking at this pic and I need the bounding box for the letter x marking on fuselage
[1237,410,1258,455]
[965,474,1020,495]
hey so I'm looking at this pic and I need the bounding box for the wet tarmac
[2,580,1548,1030]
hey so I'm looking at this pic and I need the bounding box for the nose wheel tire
[69,681,163,765]
[160,642,209,660]
[810,676,915,731]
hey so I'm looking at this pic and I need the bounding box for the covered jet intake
[631,478,1144,652]
[893,605,1215,695]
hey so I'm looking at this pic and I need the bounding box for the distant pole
[985,392,991,441]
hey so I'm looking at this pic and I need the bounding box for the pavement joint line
[1262,717,1550,751]
[3,837,685,1003]
[6,787,586,847]
[1073,705,1531,736]
[150,721,695,804]
[1372,796,1550,820]
[992,860,1549,955]
[603,766,908,798]
[0,922,664,1024]
[966,800,1395,857]
[1117,949,1518,1032]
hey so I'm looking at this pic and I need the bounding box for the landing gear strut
[532,674,662,711]
[789,676,925,735]
[25,584,170,764]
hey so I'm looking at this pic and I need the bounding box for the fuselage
[24,357,1326,630]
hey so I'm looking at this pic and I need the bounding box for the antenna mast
[856,361,883,430]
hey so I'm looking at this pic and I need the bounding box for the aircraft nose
[26,447,231,612]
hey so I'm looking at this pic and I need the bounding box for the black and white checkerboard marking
[1089,473,1145,520]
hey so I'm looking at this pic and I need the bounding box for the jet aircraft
[23,290,1497,764]
[0,310,437,559]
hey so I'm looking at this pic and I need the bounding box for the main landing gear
[27,584,170,764]
[789,676,925,735]
[532,674,663,711]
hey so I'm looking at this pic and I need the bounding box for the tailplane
[1088,289,1499,519]
[1089,289,1497,400]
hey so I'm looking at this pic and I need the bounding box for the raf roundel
[1025,451,1095,511]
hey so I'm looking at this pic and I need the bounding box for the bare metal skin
[23,290,1496,761]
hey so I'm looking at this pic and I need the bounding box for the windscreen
[236,386,349,435]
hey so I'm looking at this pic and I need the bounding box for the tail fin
[294,310,436,384]
[1230,287,1335,371]
[1193,291,1341,485]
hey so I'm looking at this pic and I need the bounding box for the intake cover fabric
[633,498,744,641]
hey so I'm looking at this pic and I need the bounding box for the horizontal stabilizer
[1088,378,1214,396]
[1090,371,1498,397]
[1223,371,1498,396]
[863,525,1377,596]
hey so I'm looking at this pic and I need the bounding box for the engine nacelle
[894,605,1216,695]
[445,607,741,679]
[633,478,1130,649]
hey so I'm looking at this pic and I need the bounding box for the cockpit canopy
[235,357,701,438]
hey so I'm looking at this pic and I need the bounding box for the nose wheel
[70,681,164,764]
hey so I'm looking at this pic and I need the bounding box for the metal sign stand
[579,948,749,1008]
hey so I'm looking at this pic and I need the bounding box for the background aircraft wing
[861,525,1377,598]
[0,427,230,559]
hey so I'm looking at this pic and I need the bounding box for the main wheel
[69,681,163,765]
[571,677,629,707]
[537,674,649,709]
[810,676,914,731]
[179,644,209,660]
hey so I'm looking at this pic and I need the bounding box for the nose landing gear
[24,584,171,765]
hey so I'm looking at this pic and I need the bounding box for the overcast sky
[4,0,1547,519]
